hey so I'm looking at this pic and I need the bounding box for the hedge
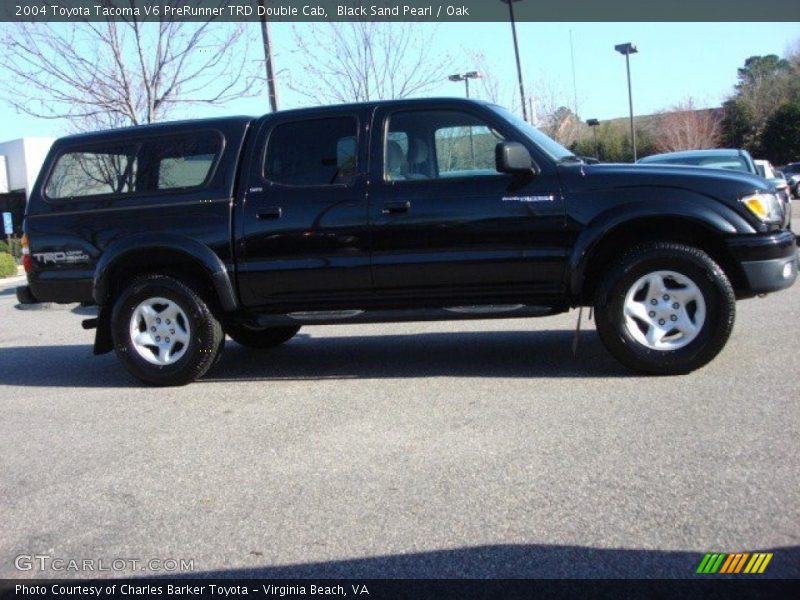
[0,252,16,278]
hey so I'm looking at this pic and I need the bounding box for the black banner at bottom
[2,579,799,600]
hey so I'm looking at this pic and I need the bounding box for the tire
[111,275,224,386]
[225,322,301,349]
[594,242,735,375]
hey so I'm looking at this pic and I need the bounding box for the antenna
[570,30,578,116]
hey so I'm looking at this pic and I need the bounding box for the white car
[755,159,792,227]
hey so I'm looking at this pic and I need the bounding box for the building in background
[0,137,54,235]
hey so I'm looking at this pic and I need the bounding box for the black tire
[225,322,301,349]
[111,275,224,386]
[594,242,735,375]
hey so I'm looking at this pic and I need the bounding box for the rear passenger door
[236,111,372,308]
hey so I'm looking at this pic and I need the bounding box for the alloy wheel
[622,270,706,351]
[128,296,191,365]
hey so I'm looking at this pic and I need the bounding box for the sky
[0,21,798,140]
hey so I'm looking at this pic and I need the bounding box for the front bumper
[726,230,798,294]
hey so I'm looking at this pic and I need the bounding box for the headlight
[739,193,784,223]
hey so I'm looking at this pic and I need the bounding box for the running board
[254,304,565,327]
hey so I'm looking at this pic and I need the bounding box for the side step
[254,304,565,327]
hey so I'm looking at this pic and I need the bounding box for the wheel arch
[570,210,748,304]
[93,234,238,312]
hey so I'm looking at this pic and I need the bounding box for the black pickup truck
[16,98,798,385]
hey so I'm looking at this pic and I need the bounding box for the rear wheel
[225,322,301,349]
[111,275,224,386]
[594,242,735,375]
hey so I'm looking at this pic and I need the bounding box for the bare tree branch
[655,98,722,153]
[287,22,450,105]
[0,1,263,131]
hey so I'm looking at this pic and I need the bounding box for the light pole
[448,71,482,99]
[258,0,279,112]
[615,42,638,161]
[449,72,482,166]
[586,118,600,159]
[500,0,528,122]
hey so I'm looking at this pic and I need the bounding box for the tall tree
[720,54,795,151]
[721,98,756,149]
[1,16,261,130]
[287,22,449,104]
[760,100,800,165]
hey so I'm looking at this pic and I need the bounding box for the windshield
[490,105,575,162]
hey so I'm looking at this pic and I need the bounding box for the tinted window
[45,131,222,200]
[385,110,504,181]
[265,117,358,186]
[45,144,137,199]
[435,124,500,177]
[141,132,221,190]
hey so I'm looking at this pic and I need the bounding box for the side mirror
[496,142,539,175]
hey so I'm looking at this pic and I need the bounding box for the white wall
[0,156,7,194]
[0,137,55,196]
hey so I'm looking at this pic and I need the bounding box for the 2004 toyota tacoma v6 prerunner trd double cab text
[15,99,798,385]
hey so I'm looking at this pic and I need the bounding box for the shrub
[0,237,22,259]
[0,252,17,278]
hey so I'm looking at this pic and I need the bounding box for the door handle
[257,207,282,220]
[382,201,411,215]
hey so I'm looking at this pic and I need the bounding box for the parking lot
[1,218,799,579]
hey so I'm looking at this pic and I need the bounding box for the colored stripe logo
[696,552,773,574]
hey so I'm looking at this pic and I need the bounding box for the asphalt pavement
[1,217,799,579]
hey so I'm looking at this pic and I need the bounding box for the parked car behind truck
[16,99,798,385]
[638,149,792,228]
[778,162,800,198]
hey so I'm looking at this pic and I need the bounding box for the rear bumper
[726,230,798,294]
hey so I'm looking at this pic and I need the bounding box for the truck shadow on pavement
[181,543,800,579]
[207,329,627,382]
[0,330,626,388]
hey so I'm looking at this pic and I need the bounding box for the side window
[384,110,504,181]
[435,124,500,177]
[140,132,221,191]
[45,144,138,199]
[264,117,358,186]
[44,132,222,200]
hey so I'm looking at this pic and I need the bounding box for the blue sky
[1,21,798,140]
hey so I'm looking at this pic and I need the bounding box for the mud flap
[93,305,114,355]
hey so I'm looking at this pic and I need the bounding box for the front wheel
[594,243,736,375]
[111,275,224,386]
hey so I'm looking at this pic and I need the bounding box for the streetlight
[448,71,482,98]
[615,42,638,161]
[586,118,600,158]
[500,0,528,122]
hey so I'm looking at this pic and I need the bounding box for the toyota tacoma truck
[15,98,798,385]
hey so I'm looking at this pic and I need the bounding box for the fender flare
[93,233,238,312]
[568,196,755,298]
